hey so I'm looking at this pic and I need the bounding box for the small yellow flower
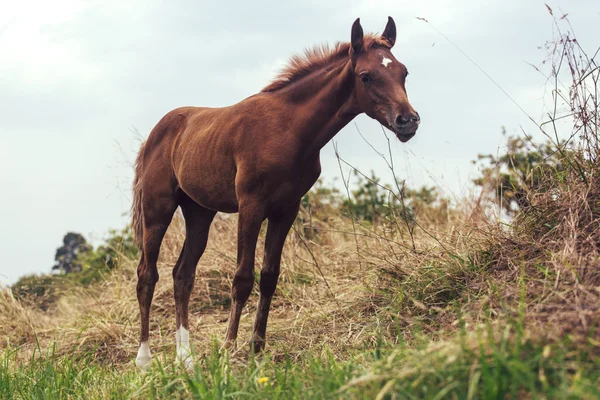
[543,345,551,359]
[257,377,269,385]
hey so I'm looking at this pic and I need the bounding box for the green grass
[2,327,598,400]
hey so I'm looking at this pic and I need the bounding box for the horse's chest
[297,166,321,194]
[279,160,322,201]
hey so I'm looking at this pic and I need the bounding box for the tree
[83,228,138,271]
[52,232,91,274]
[473,130,571,215]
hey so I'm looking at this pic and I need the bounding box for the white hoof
[176,352,195,371]
[176,326,194,371]
[135,342,152,370]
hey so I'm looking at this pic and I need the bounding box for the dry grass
[0,196,488,363]
[2,163,599,368]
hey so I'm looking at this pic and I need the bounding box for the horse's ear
[351,18,364,54]
[381,16,396,48]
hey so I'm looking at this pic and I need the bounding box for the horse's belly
[176,159,239,213]
[181,182,238,213]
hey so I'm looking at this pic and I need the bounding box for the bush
[11,228,138,310]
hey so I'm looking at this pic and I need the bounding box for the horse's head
[350,17,420,143]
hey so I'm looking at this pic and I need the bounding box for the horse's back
[141,94,290,213]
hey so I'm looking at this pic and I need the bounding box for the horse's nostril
[396,114,419,125]
[396,115,410,125]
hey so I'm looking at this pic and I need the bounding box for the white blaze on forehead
[135,342,152,370]
[381,57,392,67]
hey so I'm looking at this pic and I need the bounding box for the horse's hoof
[176,356,194,371]
[135,343,152,371]
[135,355,152,371]
[250,340,265,354]
[223,340,236,350]
[176,349,195,371]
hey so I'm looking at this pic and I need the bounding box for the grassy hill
[2,155,599,398]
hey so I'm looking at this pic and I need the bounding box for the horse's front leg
[224,198,265,349]
[251,203,300,353]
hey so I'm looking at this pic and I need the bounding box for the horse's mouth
[395,131,416,143]
[390,121,418,143]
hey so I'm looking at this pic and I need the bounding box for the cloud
[0,0,97,83]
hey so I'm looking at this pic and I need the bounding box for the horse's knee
[232,270,254,303]
[259,267,280,298]
[137,264,159,293]
[173,265,195,293]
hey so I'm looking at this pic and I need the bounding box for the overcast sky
[1,0,599,284]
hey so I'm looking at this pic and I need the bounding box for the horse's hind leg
[135,195,177,369]
[173,196,216,368]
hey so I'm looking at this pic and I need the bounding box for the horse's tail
[131,141,146,250]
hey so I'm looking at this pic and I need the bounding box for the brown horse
[132,16,420,369]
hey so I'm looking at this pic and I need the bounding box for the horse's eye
[360,74,371,84]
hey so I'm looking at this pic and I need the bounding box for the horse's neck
[281,60,360,157]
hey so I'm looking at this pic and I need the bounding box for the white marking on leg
[176,326,193,369]
[382,57,392,67]
[135,342,152,370]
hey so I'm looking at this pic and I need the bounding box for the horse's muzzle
[393,121,419,142]
[396,131,416,142]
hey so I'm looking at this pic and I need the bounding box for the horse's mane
[261,34,389,93]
